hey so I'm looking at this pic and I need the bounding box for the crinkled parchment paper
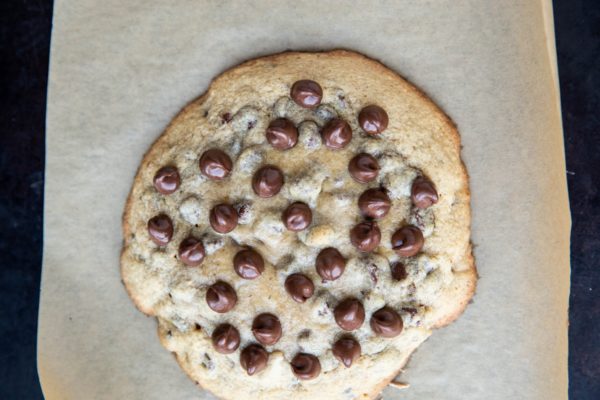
[39,1,570,399]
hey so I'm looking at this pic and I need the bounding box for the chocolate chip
[411,176,439,208]
[178,237,205,266]
[408,282,416,295]
[240,344,269,376]
[147,214,173,246]
[317,307,329,317]
[153,166,180,195]
[252,165,284,198]
[402,307,418,317]
[391,225,424,257]
[252,313,282,346]
[350,221,381,252]
[206,281,237,313]
[332,337,361,368]
[209,203,238,233]
[201,353,214,370]
[321,118,352,149]
[284,273,315,303]
[358,188,391,219]
[221,112,232,124]
[391,262,408,281]
[290,80,323,108]
[334,298,365,331]
[315,247,346,281]
[235,202,252,224]
[266,118,298,150]
[348,153,380,183]
[298,329,311,339]
[233,248,265,279]
[199,149,232,180]
[370,307,403,338]
[290,353,321,380]
[282,202,312,232]
[358,105,389,135]
[367,263,378,284]
[211,324,241,354]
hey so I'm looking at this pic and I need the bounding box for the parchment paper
[38,1,570,399]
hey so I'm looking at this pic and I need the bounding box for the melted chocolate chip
[391,262,408,281]
[252,165,284,198]
[290,353,321,380]
[153,166,180,195]
[221,112,232,124]
[332,337,361,368]
[370,307,403,337]
[235,202,252,222]
[367,263,378,284]
[240,344,269,376]
[284,273,315,303]
[147,214,173,246]
[348,153,380,183]
[350,221,381,252]
[402,307,418,317]
[321,118,352,149]
[391,225,424,257]
[266,118,298,150]
[358,188,391,219]
[315,247,346,281]
[411,176,439,208]
[358,105,389,135]
[290,80,323,108]
[252,313,282,346]
[233,248,265,279]
[211,324,241,354]
[178,237,205,266]
[209,203,238,233]
[206,281,237,313]
[282,202,312,232]
[334,298,365,331]
[199,149,232,180]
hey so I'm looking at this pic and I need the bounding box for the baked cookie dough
[121,50,476,400]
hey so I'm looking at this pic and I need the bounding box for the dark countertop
[555,1,600,398]
[0,0,598,398]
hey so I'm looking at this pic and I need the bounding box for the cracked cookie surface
[121,50,476,400]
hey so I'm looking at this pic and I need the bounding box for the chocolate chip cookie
[121,50,476,400]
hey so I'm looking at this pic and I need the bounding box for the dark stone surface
[554,1,600,399]
[0,0,598,398]
[0,0,50,398]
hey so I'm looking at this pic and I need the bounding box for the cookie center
[141,79,440,378]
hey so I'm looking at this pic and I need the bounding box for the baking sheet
[38,1,570,399]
